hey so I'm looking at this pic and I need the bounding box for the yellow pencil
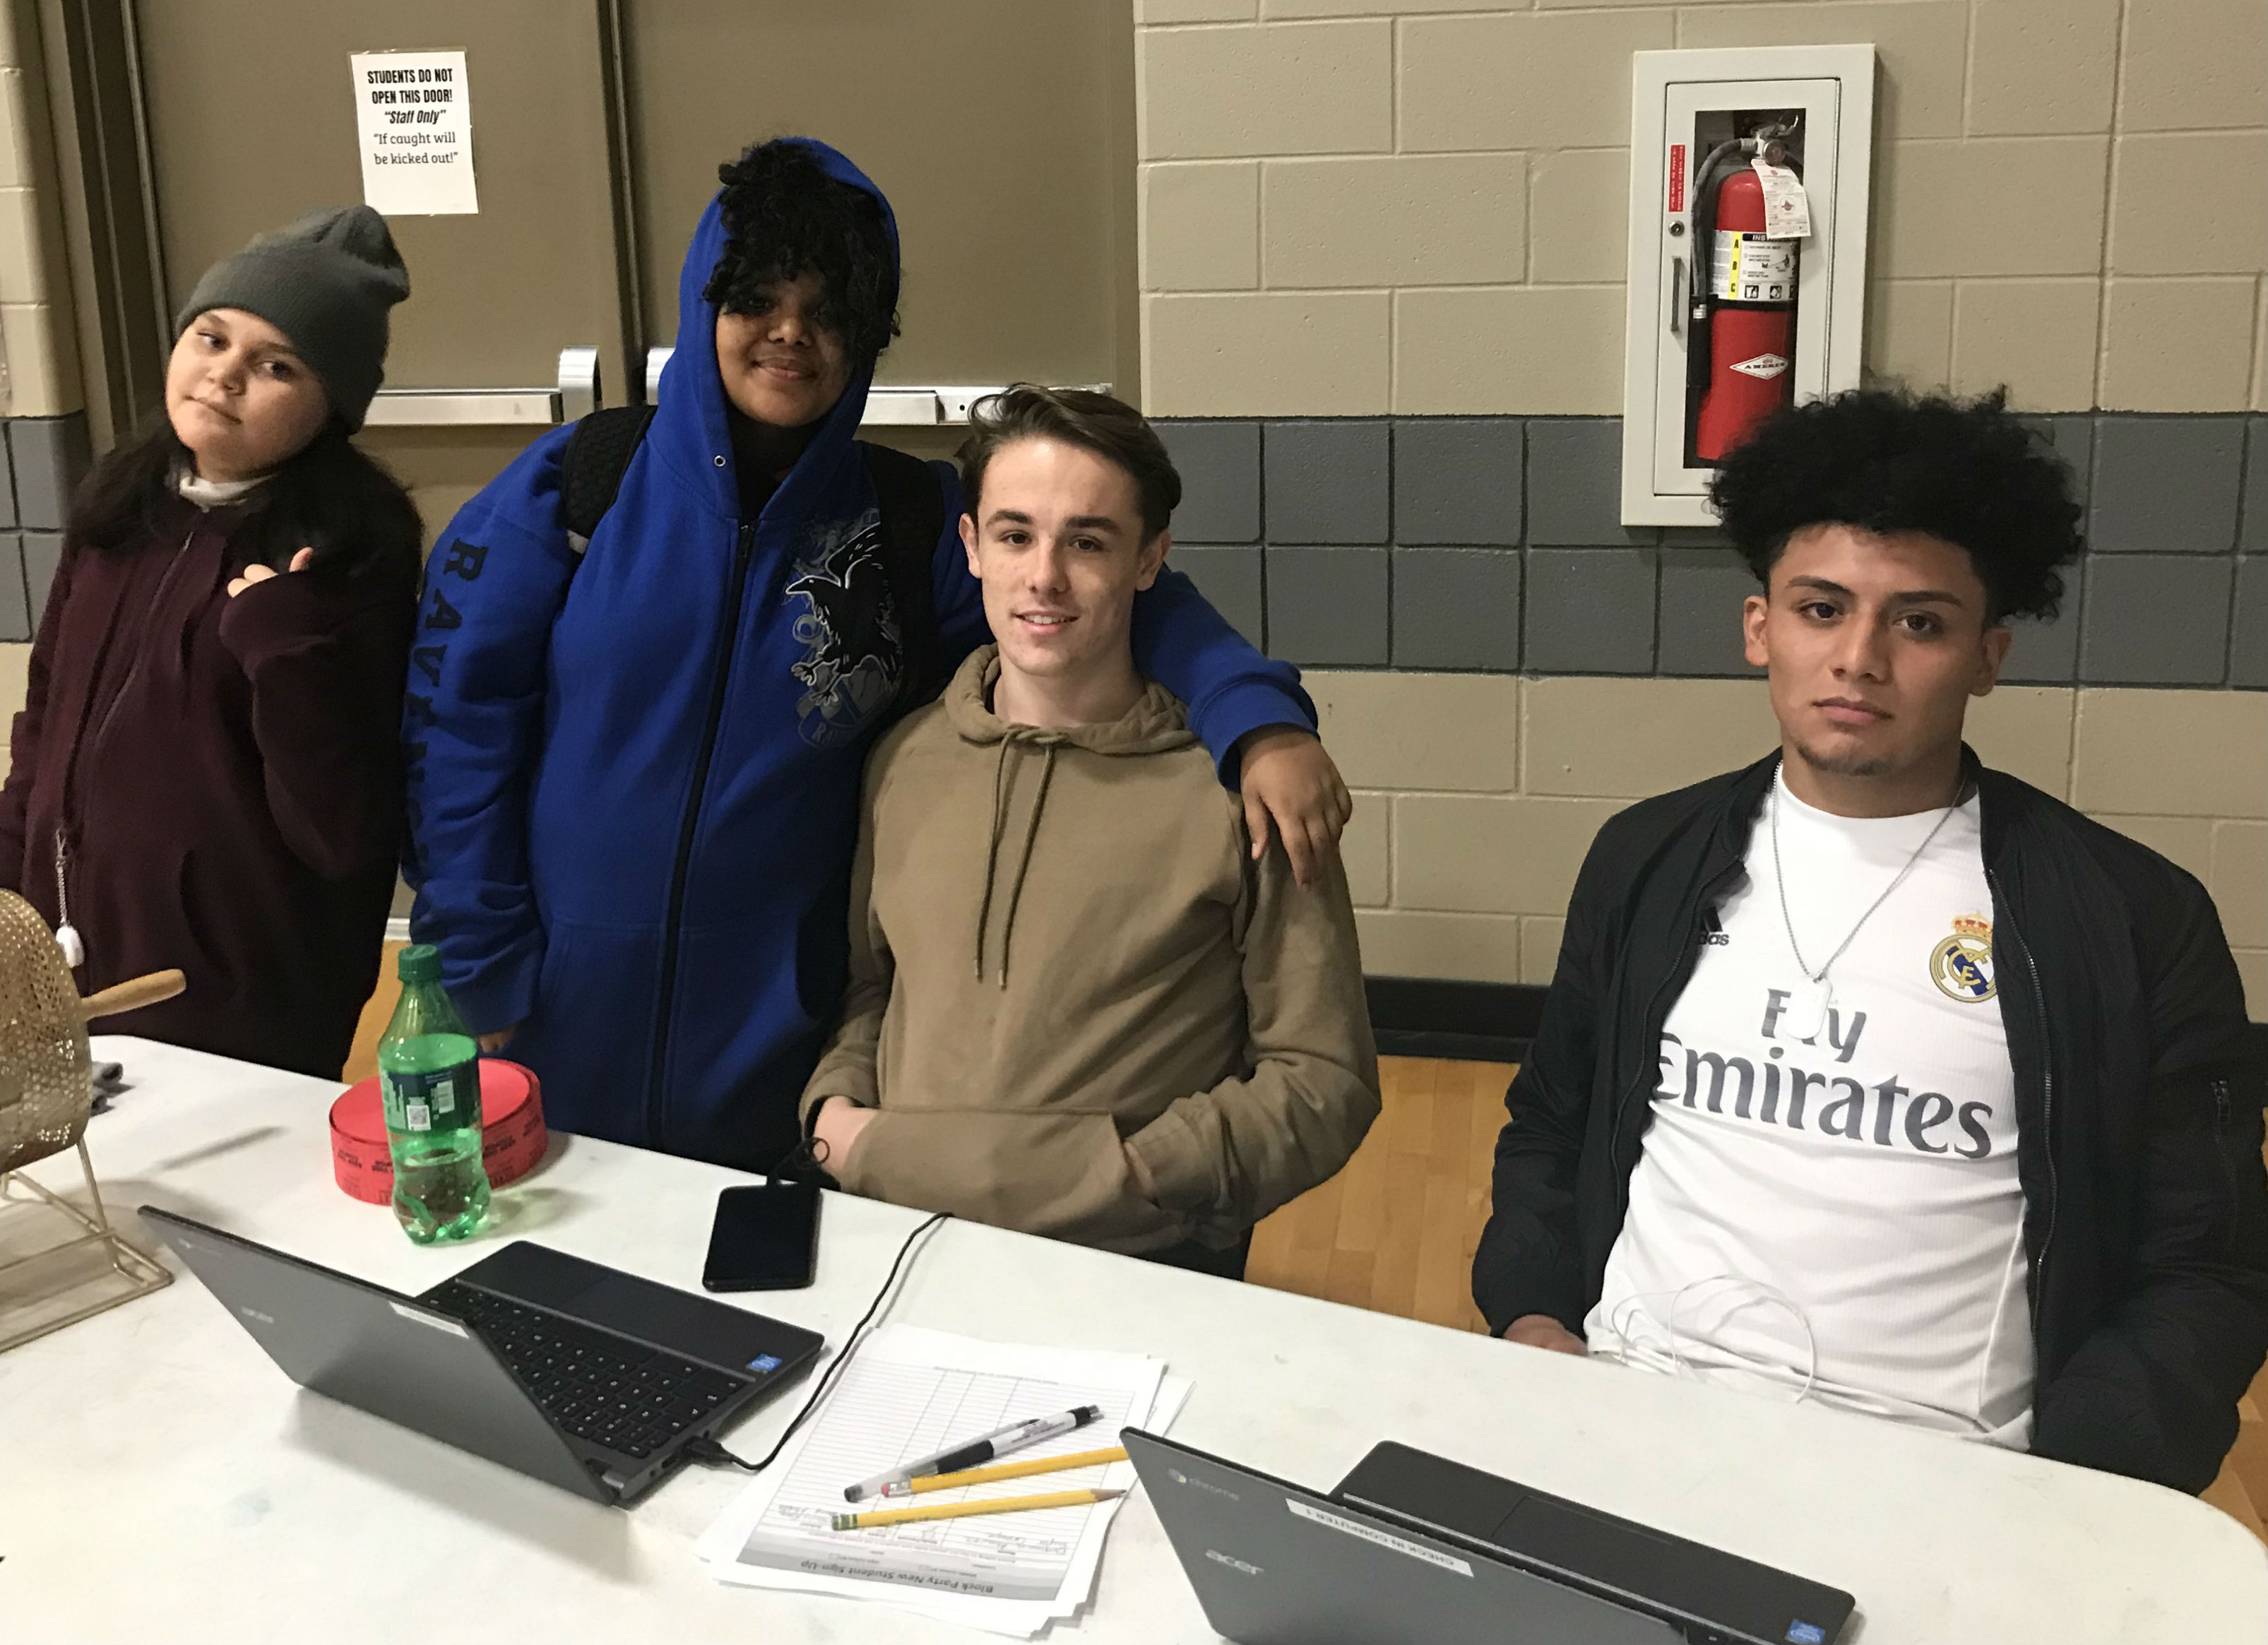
[879,1444,1131,1498]
[830,1487,1124,1531]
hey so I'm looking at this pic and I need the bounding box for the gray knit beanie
[175,206,410,432]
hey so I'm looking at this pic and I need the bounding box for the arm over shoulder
[1129,565,1315,782]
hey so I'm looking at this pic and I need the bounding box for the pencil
[879,1445,1131,1497]
[830,1487,1124,1531]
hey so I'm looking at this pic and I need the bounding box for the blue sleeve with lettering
[928,461,1315,781]
[400,427,579,1035]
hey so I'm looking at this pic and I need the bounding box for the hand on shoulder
[1235,726,1353,891]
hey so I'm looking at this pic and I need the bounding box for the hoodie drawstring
[975,731,1062,988]
[975,740,1014,980]
[995,743,1057,989]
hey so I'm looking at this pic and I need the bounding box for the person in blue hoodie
[405,138,1350,1172]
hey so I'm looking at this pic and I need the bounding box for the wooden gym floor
[346,963,2268,1539]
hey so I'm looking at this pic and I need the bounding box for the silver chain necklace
[1769,766,1958,1039]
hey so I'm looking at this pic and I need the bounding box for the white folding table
[3,1038,2262,1642]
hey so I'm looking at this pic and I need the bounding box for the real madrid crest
[1930,913,1996,1003]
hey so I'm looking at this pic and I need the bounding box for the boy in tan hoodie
[800,386,1379,1277]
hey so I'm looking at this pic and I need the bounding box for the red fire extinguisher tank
[1695,167,1796,462]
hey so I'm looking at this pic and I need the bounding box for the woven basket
[0,890,93,1177]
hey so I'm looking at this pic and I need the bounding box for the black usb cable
[686,1210,949,1476]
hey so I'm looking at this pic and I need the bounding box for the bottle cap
[397,944,441,985]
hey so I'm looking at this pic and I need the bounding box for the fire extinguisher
[1686,129,1802,463]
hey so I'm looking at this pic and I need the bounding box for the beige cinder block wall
[1136,0,2268,415]
[1139,1,2268,1018]
[0,0,84,706]
[0,0,78,424]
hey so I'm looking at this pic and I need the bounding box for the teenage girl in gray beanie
[0,206,424,1079]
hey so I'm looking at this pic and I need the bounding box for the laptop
[1124,1429,1855,1645]
[141,1206,823,1506]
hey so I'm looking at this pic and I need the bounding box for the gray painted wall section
[1158,412,2267,689]
[0,413,91,642]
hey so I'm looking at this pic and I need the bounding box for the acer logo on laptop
[238,1306,277,1324]
[1205,1550,1264,1576]
[1166,1467,1240,1501]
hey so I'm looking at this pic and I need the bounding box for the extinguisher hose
[1685,141,1746,396]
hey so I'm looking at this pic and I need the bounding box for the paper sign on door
[351,49,478,215]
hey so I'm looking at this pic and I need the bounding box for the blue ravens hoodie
[405,141,1316,1170]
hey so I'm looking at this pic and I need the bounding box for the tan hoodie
[800,646,1379,1254]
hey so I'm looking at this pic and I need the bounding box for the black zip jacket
[1472,749,2268,1494]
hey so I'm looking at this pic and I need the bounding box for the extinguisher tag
[1750,158,1812,238]
[1711,231,1797,303]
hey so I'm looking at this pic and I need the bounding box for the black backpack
[556,403,954,723]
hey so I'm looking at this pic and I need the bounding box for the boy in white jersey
[1474,388,2268,1492]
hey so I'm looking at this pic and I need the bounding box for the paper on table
[796,1372,1194,1639]
[694,1325,1170,1633]
[696,1324,1180,1637]
[696,1327,1173,1637]
[1047,1374,1190,1627]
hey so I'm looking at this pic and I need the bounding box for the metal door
[131,0,631,530]
[123,2,1136,504]
[622,0,1139,458]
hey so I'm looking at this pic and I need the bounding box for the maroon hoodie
[0,491,415,1078]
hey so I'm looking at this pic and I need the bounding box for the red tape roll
[330,1059,547,1206]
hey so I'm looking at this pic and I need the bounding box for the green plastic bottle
[376,945,490,1244]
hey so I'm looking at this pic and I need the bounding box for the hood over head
[648,138,899,523]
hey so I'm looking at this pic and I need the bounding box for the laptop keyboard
[425,1281,744,1461]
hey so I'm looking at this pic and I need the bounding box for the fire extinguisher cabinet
[1619,45,1877,528]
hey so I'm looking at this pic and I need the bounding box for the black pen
[843,1404,1105,1502]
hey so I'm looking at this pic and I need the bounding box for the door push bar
[642,348,1108,426]
[366,348,1110,429]
[363,348,601,427]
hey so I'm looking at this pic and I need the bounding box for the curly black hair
[703,139,899,364]
[1709,386,2084,622]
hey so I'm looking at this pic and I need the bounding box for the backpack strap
[559,404,658,553]
[861,441,951,719]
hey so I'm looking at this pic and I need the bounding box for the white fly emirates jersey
[1584,768,2034,1448]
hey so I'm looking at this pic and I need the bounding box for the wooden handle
[78,969,186,1021]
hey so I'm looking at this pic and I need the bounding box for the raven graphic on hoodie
[786,513,901,749]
